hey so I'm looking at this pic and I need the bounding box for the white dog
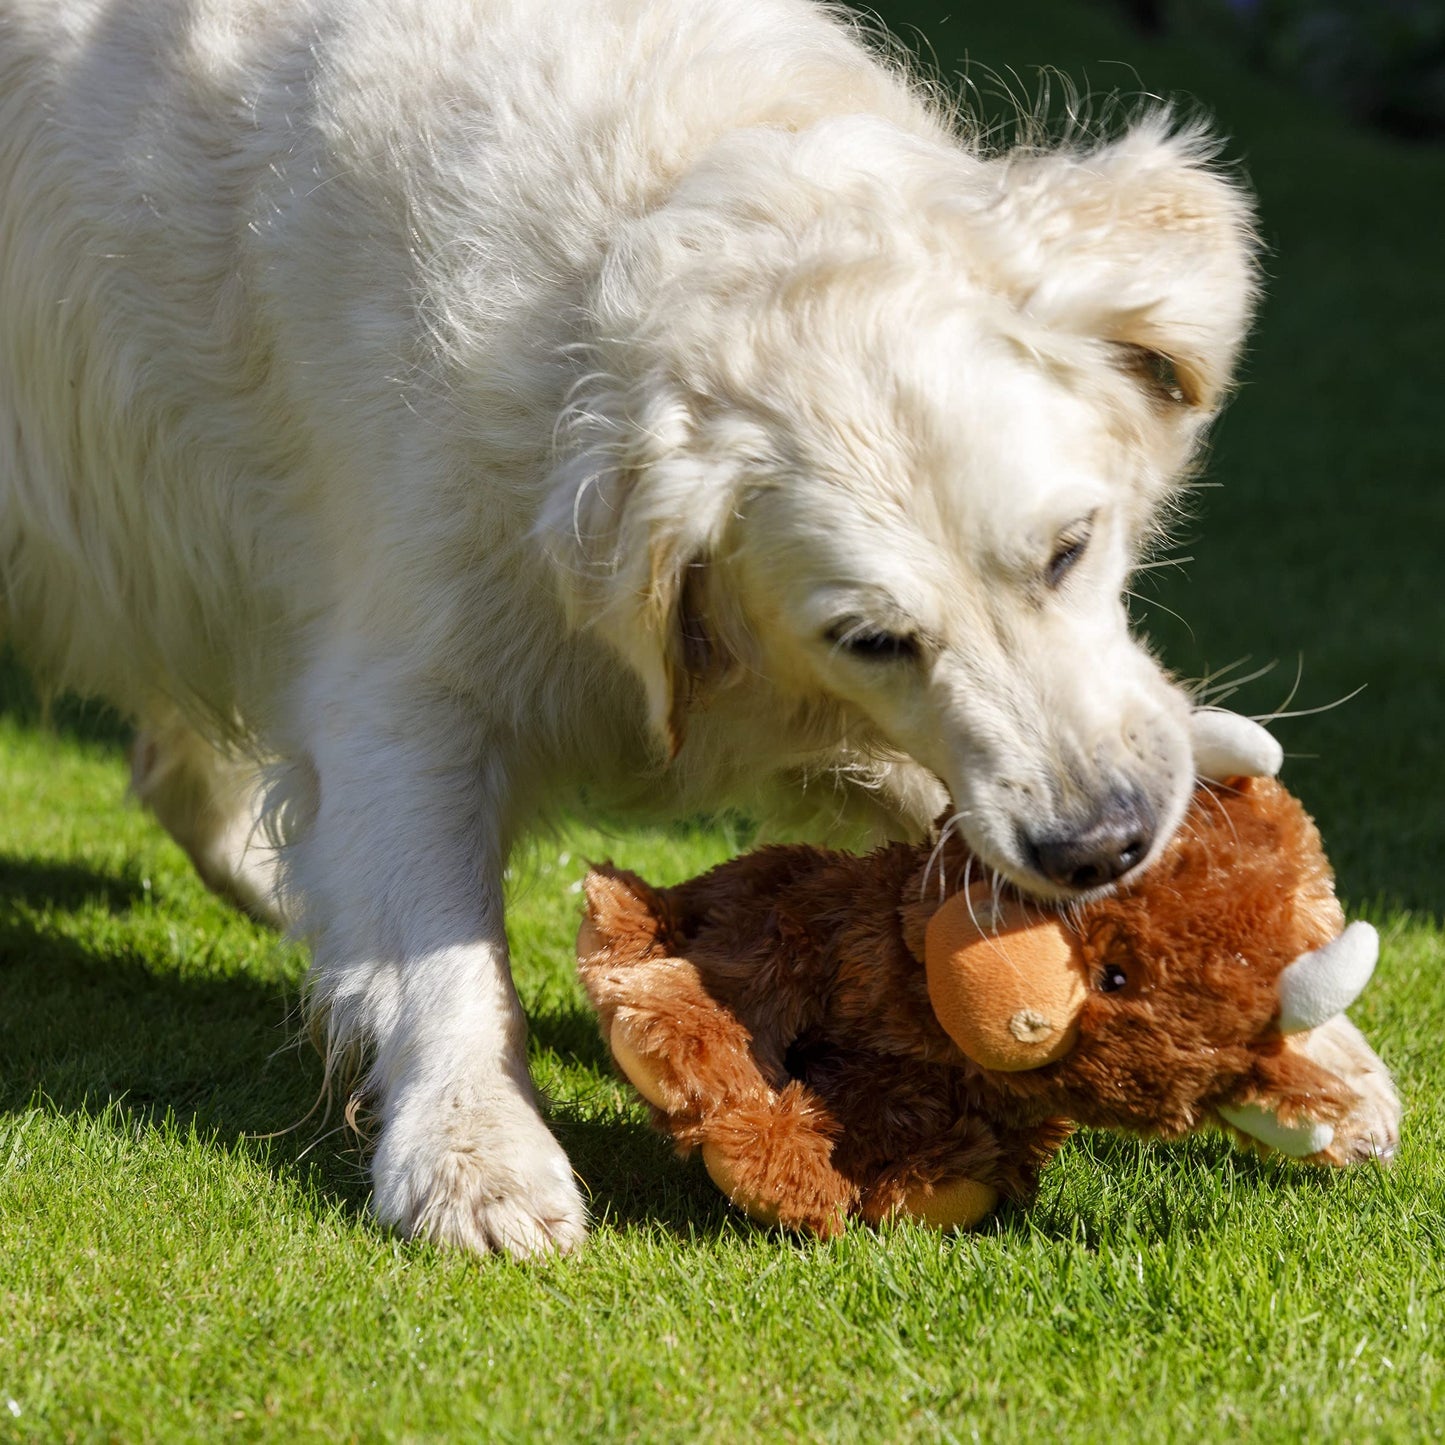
[0,0,1398,1255]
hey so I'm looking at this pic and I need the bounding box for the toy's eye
[1099,965,1128,993]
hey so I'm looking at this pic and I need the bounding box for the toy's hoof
[701,1142,783,1227]
[897,1177,999,1231]
[609,1017,673,1110]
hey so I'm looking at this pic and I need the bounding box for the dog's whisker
[1124,588,1197,647]
[1194,783,1242,850]
[1186,656,1282,707]
[1261,653,1307,724]
[921,808,977,901]
[1254,685,1367,723]
[961,855,985,941]
[1130,553,1195,577]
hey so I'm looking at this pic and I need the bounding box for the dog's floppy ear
[660,556,734,758]
[540,382,740,760]
[984,119,1258,411]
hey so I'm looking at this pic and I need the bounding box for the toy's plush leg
[856,1119,1064,1233]
[582,954,778,1115]
[583,954,859,1235]
[688,1084,857,1238]
[578,871,859,1234]
[801,1051,1072,1233]
[896,1178,1000,1231]
[579,870,773,1108]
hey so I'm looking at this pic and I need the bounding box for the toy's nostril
[1029,795,1156,893]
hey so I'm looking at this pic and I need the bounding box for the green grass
[3,2,1445,1440]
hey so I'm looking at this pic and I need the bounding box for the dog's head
[546,115,1257,900]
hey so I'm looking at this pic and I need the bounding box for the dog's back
[0,0,924,730]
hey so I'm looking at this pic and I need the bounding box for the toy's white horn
[1190,709,1283,781]
[1216,1102,1334,1158]
[1275,921,1379,1034]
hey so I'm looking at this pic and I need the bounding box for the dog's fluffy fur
[1,0,1385,1256]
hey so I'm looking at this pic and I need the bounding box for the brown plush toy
[576,715,1388,1237]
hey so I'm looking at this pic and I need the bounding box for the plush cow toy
[576,716,1391,1236]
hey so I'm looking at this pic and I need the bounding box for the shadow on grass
[528,1000,614,1077]
[0,855,365,1214]
[555,1112,738,1240]
[0,649,132,751]
[0,856,150,915]
[0,856,740,1244]
[978,1125,1375,1255]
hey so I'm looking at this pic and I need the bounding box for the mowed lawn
[3,2,1444,1440]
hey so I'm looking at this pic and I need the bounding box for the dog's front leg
[289,683,586,1258]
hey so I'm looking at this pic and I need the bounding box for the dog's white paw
[371,1093,587,1259]
[1290,1014,1401,1165]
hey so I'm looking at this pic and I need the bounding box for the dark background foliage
[1112,0,1445,140]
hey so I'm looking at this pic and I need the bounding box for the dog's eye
[1147,353,1186,404]
[825,622,920,662]
[1117,344,1190,406]
[1099,964,1128,993]
[1046,517,1094,589]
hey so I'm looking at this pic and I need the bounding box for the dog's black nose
[1028,794,1156,892]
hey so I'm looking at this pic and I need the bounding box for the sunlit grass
[3,2,1444,1439]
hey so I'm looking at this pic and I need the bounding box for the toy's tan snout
[924,886,1088,1071]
